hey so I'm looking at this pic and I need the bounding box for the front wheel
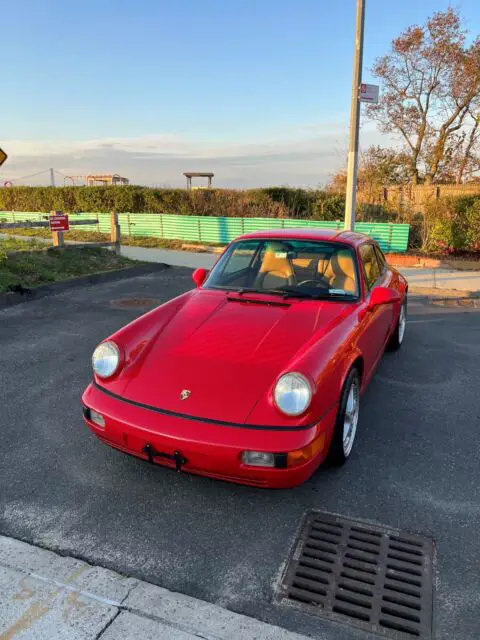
[388,298,407,351]
[327,368,360,466]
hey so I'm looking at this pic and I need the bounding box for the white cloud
[1,123,387,188]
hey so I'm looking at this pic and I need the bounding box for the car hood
[120,291,351,424]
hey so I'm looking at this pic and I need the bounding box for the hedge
[0,185,371,221]
[2,186,477,252]
[423,196,480,252]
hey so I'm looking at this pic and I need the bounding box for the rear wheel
[388,298,407,351]
[327,368,360,466]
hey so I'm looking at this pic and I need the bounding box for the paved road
[0,268,479,639]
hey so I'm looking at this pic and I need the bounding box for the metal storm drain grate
[277,511,434,639]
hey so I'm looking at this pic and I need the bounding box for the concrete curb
[409,286,480,298]
[0,535,309,640]
[0,263,169,310]
[387,254,480,271]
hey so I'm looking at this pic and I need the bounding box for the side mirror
[192,268,208,288]
[367,286,401,310]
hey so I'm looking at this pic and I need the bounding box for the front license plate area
[142,443,188,471]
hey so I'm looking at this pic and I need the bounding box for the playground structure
[183,172,214,190]
[64,173,129,186]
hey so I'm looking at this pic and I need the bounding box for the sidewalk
[121,245,217,270]
[0,535,309,640]
[400,266,480,293]
[119,245,480,293]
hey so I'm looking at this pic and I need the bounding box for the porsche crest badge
[180,389,191,400]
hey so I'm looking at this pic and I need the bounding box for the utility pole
[344,0,366,231]
[50,168,55,187]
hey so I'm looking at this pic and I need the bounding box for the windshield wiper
[236,287,314,299]
[224,287,355,301]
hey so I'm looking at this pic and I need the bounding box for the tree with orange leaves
[369,8,480,184]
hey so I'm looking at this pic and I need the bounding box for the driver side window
[360,244,381,291]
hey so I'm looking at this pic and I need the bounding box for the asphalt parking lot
[0,267,479,640]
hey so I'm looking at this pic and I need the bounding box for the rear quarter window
[359,244,381,290]
[374,245,387,272]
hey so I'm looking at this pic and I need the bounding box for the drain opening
[277,511,434,640]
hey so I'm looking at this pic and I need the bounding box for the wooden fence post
[110,211,121,255]
[51,210,65,248]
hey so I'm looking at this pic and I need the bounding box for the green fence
[0,211,410,253]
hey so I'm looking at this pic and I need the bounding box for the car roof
[236,227,370,248]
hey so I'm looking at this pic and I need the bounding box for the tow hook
[142,444,187,472]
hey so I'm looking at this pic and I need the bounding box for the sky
[3,0,480,188]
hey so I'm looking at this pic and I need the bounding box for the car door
[357,243,393,383]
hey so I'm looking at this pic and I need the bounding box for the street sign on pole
[0,148,7,167]
[49,213,69,232]
[360,83,379,104]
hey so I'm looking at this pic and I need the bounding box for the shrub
[1,187,476,253]
[260,187,317,218]
[312,192,345,220]
[465,200,480,251]
[423,196,480,252]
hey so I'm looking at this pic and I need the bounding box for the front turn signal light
[287,433,325,467]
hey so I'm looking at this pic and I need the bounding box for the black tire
[327,368,360,467]
[387,298,407,351]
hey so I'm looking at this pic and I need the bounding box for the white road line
[408,317,473,323]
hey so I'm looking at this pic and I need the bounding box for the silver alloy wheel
[342,379,360,457]
[398,303,407,344]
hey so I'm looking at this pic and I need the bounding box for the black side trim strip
[92,381,330,432]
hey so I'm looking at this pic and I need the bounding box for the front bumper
[82,383,337,489]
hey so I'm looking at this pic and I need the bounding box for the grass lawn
[0,227,225,250]
[0,236,47,253]
[0,239,138,293]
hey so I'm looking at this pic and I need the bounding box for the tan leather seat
[256,244,294,288]
[324,250,356,292]
[317,258,329,276]
[292,258,312,269]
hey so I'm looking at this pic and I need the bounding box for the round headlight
[92,341,120,378]
[274,373,312,416]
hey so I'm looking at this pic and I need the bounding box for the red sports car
[82,229,407,488]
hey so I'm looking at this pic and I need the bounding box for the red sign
[49,213,69,232]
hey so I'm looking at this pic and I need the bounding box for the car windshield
[204,239,359,299]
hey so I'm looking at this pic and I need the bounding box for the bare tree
[369,8,480,184]
[454,111,480,183]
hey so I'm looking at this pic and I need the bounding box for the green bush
[465,200,480,251]
[260,187,317,218]
[423,196,480,252]
[9,186,478,253]
[312,192,345,220]
[0,185,346,219]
